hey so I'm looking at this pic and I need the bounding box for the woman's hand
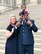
[6,28,14,38]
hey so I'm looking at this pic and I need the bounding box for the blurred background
[0,0,41,54]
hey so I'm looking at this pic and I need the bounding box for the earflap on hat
[25,11,29,16]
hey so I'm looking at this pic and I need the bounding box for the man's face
[21,15,26,20]
[10,16,16,24]
[21,6,26,10]
[25,14,28,19]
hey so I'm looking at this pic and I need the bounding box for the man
[16,11,38,54]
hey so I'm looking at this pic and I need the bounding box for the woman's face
[10,16,16,25]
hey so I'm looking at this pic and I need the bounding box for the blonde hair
[9,14,16,20]
[9,14,16,24]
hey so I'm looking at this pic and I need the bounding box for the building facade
[0,0,41,7]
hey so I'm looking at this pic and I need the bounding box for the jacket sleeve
[30,20,38,32]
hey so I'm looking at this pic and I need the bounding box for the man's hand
[27,20,32,25]
[16,21,21,27]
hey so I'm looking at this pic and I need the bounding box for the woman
[5,14,18,54]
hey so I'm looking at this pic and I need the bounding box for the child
[19,5,29,16]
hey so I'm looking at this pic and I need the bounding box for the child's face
[10,16,16,25]
[21,6,26,10]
